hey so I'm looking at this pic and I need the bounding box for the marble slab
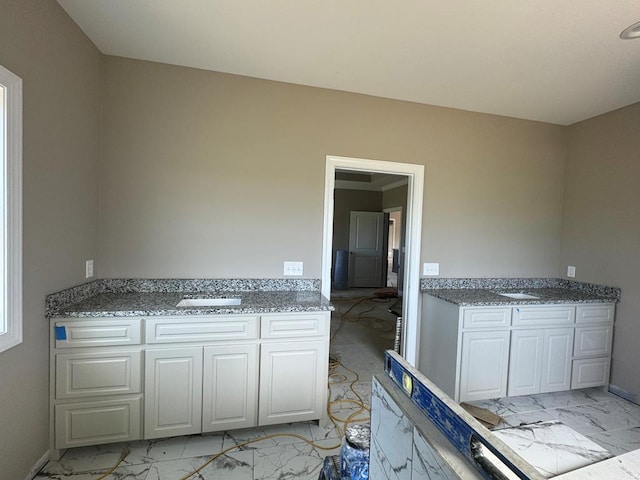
[492,420,612,478]
[370,377,414,480]
[554,448,640,480]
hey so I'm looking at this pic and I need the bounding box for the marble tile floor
[468,387,640,457]
[35,291,397,480]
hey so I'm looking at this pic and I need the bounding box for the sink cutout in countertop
[176,298,242,307]
[496,292,540,300]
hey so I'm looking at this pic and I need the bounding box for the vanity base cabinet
[420,296,615,403]
[51,311,330,451]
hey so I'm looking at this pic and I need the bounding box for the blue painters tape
[55,325,67,341]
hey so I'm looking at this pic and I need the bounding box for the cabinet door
[202,344,258,432]
[459,331,510,402]
[259,340,328,425]
[540,328,574,393]
[508,329,544,397]
[144,347,203,439]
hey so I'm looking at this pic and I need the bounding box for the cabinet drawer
[261,313,329,339]
[574,326,613,358]
[576,304,615,324]
[512,306,574,327]
[145,316,258,344]
[462,308,511,329]
[56,350,142,399]
[54,318,141,348]
[571,357,610,389]
[54,396,142,449]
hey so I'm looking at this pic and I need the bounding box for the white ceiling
[57,0,640,126]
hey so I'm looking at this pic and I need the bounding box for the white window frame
[0,64,23,354]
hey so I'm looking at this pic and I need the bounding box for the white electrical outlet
[85,259,94,278]
[284,261,303,276]
[567,266,576,278]
[423,262,440,276]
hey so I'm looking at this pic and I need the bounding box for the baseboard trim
[25,450,49,480]
[609,384,638,404]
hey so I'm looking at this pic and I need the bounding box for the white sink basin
[496,292,540,300]
[176,298,242,307]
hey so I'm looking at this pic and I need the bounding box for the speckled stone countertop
[46,279,333,318]
[420,278,620,307]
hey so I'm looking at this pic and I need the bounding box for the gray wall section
[562,102,640,401]
[0,0,101,477]
[100,55,566,279]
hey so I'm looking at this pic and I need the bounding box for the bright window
[0,64,23,354]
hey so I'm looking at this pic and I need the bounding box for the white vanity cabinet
[419,297,615,403]
[50,318,144,450]
[51,310,330,451]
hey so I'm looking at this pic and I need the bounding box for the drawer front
[56,350,142,399]
[576,304,615,324]
[261,313,329,339]
[512,306,574,327]
[54,396,142,449]
[462,308,511,329]
[145,316,259,344]
[574,326,613,358]
[54,318,141,348]
[571,357,610,389]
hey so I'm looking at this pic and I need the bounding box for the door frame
[322,155,424,366]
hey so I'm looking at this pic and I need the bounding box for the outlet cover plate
[567,266,576,278]
[423,262,440,276]
[284,261,303,276]
[85,259,94,278]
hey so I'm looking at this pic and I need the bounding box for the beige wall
[0,0,101,477]
[100,55,567,279]
[562,102,640,400]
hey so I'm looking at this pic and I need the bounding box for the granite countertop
[46,278,334,318]
[420,278,620,307]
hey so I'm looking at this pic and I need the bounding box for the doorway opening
[322,155,424,366]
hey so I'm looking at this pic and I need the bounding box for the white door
[348,211,386,288]
[144,347,203,439]
[202,344,258,432]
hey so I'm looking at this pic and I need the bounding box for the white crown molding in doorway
[322,155,424,366]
